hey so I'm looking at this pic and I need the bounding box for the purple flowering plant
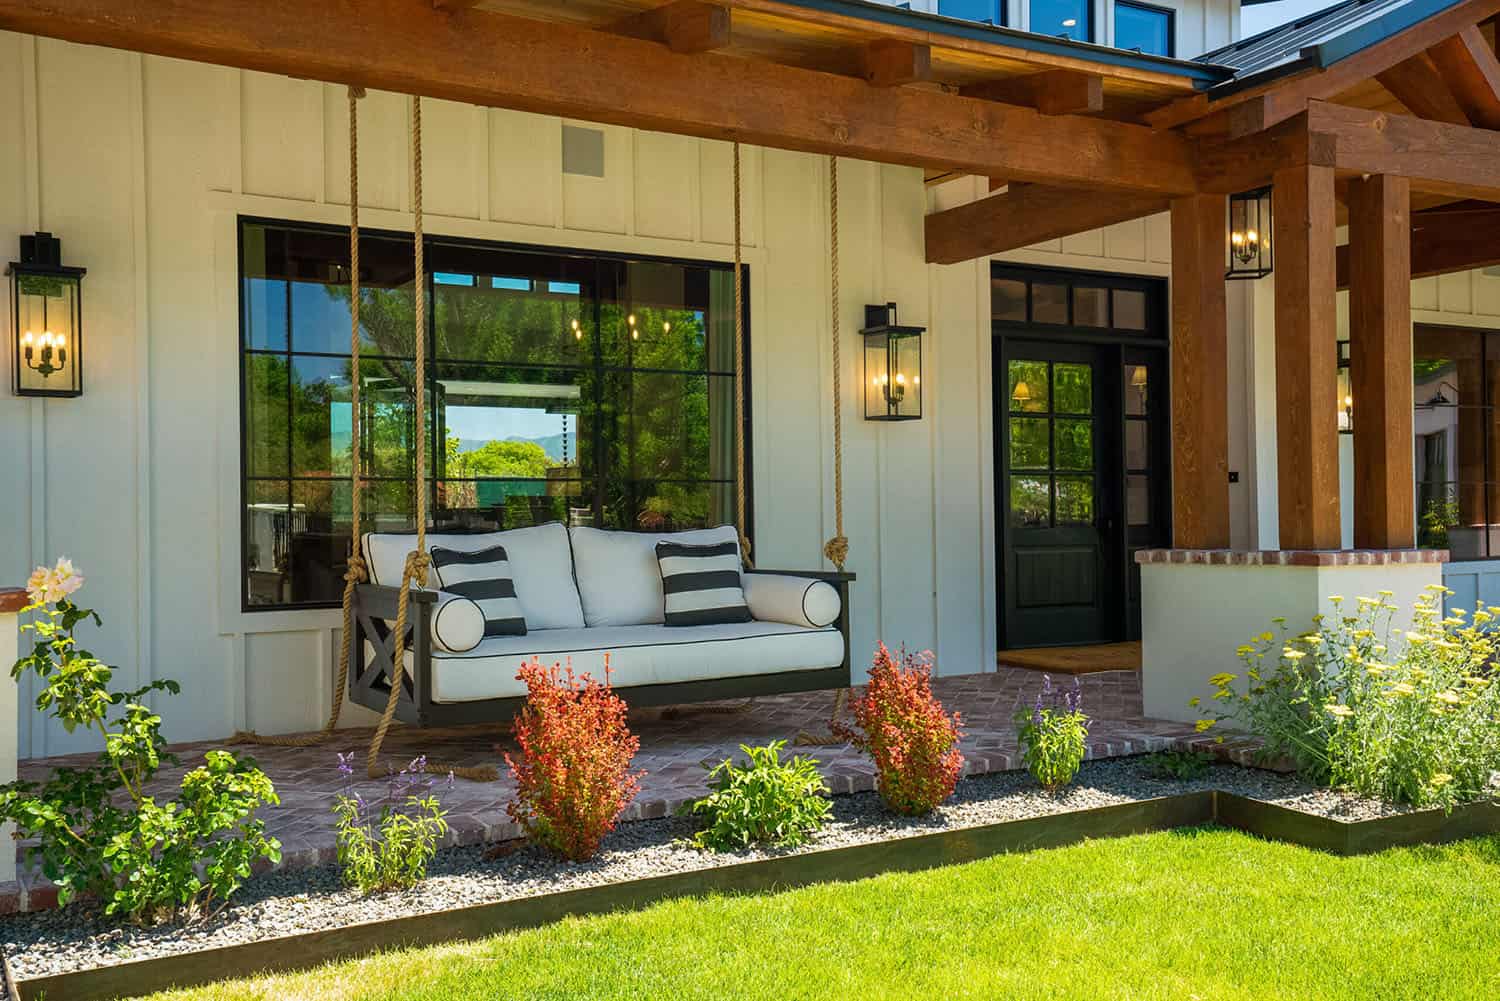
[1013,674,1090,792]
[332,753,452,894]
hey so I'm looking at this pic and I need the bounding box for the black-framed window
[938,0,1006,27]
[240,218,750,610]
[1114,1,1174,57]
[990,267,1163,336]
[1031,0,1092,41]
[1412,325,1498,560]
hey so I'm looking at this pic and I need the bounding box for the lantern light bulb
[627,314,636,326]
[895,373,905,385]
[22,330,34,346]
[663,321,671,334]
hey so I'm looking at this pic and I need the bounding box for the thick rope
[365,95,494,783]
[231,86,368,750]
[822,154,848,572]
[732,142,753,570]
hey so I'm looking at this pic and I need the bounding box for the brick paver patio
[4,667,1249,912]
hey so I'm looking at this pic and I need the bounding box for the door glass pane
[1008,360,1049,412]
[1033,283,1068,324]
[1127,474,1150,526]
[1074,287,1108,327]
[993,278,1027,322]
[1114,289,1147,330]
[1009,417,1050,469]
[1126,420,1149,470]
[1055,476,1095,525]
[1010,475,1050,527]
[1125,364,1149,415]
[1053,363,1092,414]
[1055,419,1094,470]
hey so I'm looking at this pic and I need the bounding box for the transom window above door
[992,269,1161,334]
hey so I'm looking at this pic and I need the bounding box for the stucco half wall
[1139,550,1447,724]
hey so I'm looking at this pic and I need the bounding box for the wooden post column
[1273,164,1342,550]
[1347,174,1415,549]
[1170,193,1231,548]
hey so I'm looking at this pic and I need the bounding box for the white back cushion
[363,522,584,630]
[570,524,739,627]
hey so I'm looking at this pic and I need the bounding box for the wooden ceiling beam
[925,183,1169,264]
[1194,111,1337,194]
[609,1,732,55]
[1376,52,1471,125]
[1428,26,1500,129]
[1311,100,1500,200]
[0,0,1199,195]
[962,70,1103,115]
[1336,200,1500,287]
[861,39,931,87]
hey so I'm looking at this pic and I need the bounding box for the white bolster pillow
[429,590,486,653]
[744,574,841,629]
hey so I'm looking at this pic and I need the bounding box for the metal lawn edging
[7,790,1500,1001]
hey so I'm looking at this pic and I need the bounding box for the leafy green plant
[333,754,450,894]
[1014,675,1089,792]
[1141,750,1215,781]
[0,560,281,924]
[1199,588,1500,810]
[689,741,831,851]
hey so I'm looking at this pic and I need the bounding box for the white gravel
[0,757,1432,982]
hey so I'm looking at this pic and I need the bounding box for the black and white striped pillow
[655,540,752,627]
[430,545,528,637]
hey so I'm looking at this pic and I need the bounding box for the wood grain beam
[1336,201,1500,287]
[431,0,483,9]
[1273,163,1342,550]
[1310,100,1500,201]
[861,39,930,87]
[1170,194,1231,549]
[1376,52,1470,125]
[610,1,730,54]
[925,184,1169,264]
[1194,111,1337,195]
[1145,0,1500,132]
[962,70,1103,115]
[1428,25,1500,129]
[0,0,1200,195]
[1347,174,1415,550]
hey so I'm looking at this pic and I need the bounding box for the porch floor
[14,668,1245,880]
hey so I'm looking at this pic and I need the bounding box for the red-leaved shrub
[505,655,642,860]
[836,644,963,815]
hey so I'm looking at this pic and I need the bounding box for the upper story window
[937,0,1005,26]
[1031,0,1092,42]
[1115,1,1175,57]
[240,219,747,610]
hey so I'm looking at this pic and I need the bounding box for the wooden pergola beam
[0,0,1200,195]
[962,70,1103,115]
[1311,100,1500,201]
[1428,25,1500,130]
[862,39,931,87]
[924,183,1168,264]
[1376,52,1471,125]
[610,1,732,55]
[1336,201,1500,287]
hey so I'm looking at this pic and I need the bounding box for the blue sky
[1241,0,1331,36]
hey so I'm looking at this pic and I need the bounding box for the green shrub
[689,741,831,851]
[1014,675,1089,792]
[1199,588,1500,810]
[333,754,450,894]
[1141,750,1215,781]
[0,560,281,924]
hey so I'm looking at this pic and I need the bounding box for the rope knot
[823,535,849,572]
[403,550,432,589]
[344,553,368,585]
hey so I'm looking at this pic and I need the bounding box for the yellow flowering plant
[1199,588,1500,811]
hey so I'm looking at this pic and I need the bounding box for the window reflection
[1413,327,1496,558]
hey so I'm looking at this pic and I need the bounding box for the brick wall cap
[0,588,27,614]
[1134,549,1450,567]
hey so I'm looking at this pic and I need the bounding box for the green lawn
[148,827,1500,1001]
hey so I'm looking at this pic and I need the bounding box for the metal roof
[1198,0,1469,93]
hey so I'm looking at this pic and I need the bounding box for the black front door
[1000,342,1114,647]
[992,266,1171,649]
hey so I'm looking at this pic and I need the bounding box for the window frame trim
[1113,0,1176,59]
[236,214,755,613]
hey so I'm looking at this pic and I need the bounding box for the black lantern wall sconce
[8,233,85,398]
[1226,186,1273,280]
[861,302,924,421]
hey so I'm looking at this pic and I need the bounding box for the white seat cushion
[363,522,584,630]
[570,524,740,627]
[427,620,844,703]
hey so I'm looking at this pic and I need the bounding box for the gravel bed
[0,758,1431,981]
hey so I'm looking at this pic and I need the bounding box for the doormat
[997,641,1141,675]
